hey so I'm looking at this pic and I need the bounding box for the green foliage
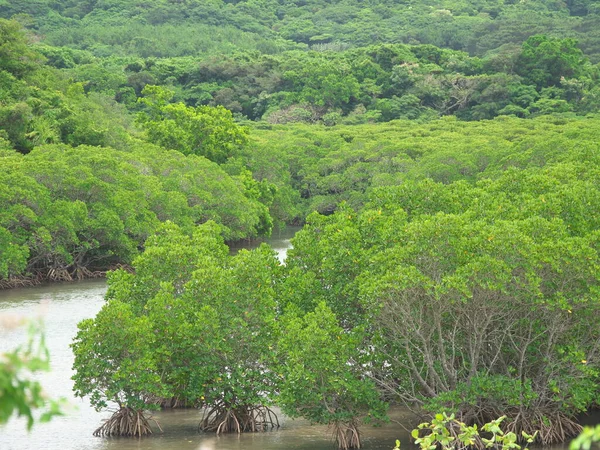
[247,115,600,220]
[0,18,42,77]
[0,25,133,153]
[277,302,386,443]
[571,425,600,450]
[257,125,600,444]
[62,110,600,446]
[72,299,166,410]
[3,17,600,147]
[137,85,249,163]
[113,41,599,123]
[360,201,600,420]
[0,321,64,429]
[0,226,28,279]
[72,221,281,422]
[409,414,537,450]
[282,57,361,111]
[0,141,272,283]
[6,0,600,63]
[282,204,370,327]
[516,35,591,89]
[2,5,600,446]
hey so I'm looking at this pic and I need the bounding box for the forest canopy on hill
[3,0,600,60]
[1,0,600,126]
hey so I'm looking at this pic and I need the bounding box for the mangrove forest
[2,0,600,448]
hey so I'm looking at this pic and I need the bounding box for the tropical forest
[1,0,600,449]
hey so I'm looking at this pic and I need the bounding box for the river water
[0,227,411,450]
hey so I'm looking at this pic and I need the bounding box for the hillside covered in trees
[2,0,600,128]
[3,0,600,60]
[2,0,600,448]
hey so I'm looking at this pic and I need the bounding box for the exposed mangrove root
[151,395,194,409]
[331,420,361,450]
[0,267,106,289]
[72,265,104,281]
[93,407,162,437]
[0,276,40,289]
[199,403,280,434]
[47,268,73,282]
[442,408,583,448]
[502,410,582,446]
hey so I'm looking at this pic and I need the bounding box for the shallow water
[228,226,301,262]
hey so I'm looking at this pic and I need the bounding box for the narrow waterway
[0,228,411,450]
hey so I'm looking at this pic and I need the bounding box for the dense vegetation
[110,37,599,123]
[245,114,600,221]
[0,19,275,284]
[0,142,275,284]
[72,129,600,447]
[2,0,600,448]
[3,0,600,61]
[3,0,600,129]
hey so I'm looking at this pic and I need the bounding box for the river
[0,227,411,450]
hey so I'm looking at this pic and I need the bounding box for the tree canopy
[70,115,600,448]
[1,2,600,448]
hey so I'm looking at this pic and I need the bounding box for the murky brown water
[0,228,412,450]
[228,226,301,263]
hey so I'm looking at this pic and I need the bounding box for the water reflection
[228,226,301,263]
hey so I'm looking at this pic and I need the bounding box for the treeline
[6,21,600,140]
[0,20,273,285]
[245,114,600,222]
[90,37,598,123]
[3,15,600,284]
[3,0,600,61]
[0,143,272,285]
[3,0,600,127]
[72,133,600,447]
